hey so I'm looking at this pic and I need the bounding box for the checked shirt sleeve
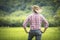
[41,15,49,28]
[23,16,30,28]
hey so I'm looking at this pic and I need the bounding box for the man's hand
[25,31,29,33]
[41,27,48,33]
[41,30,45,33]
[23,27,29,33]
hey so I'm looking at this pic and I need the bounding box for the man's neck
[33,12,39,14]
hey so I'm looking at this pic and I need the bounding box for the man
[23,5,49,40]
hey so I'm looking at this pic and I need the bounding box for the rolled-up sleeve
[23,16,30,28]
[41,15,49,28]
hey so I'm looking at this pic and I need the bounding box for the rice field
[0,27,60,40]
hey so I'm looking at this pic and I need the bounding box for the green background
[0,0,60,27]
[0,0,60,40]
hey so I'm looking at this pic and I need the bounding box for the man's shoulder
[39,14,43,16]
[27,14,32,18]
[28,14,33,17]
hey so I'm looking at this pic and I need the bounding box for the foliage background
[0,0,60,40]
[0,0,60,27]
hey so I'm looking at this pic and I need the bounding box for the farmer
[23,5,49,40]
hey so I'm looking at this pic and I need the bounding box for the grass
[0,27,60,40]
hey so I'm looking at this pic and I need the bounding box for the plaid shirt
[23,13,49,30]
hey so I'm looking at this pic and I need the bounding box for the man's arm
[41,15,49,33]
[23,17,29,33]
[23,27,29,33]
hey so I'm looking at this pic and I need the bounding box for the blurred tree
[54,7,60,26]
[0,0,60,27]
